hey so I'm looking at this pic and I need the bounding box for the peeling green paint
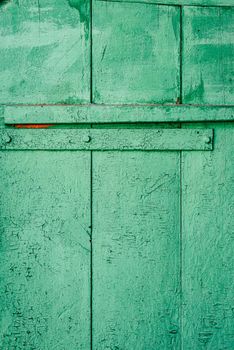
[68,0,90,39]
[184,74,205,102]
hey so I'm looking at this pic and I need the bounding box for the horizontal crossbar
[4,105,233,124]
[0,128,213,151]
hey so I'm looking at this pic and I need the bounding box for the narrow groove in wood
[90,149,93,350]
[179,6,183,104]
[179,149,183,350]
[90,0,93,104]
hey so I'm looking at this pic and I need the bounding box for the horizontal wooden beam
[0,128,213,151]
[4,105,234,124]
[96,0,234,7]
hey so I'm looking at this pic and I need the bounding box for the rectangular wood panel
[93,1,180,103]
[183,7,234,105]
[92,151,180,348]
[0,0,90,104]
[4,105,234,124]
[182,123,234,348]
[0,128,214,151]
[0,151,91,349]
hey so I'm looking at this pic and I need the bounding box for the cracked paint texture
[0,0,90,104]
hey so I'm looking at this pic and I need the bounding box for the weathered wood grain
[92,151,180,349]
[183,7,234,104]
[0,151,91,349]
[182,123,234,348]
[98,0,234,6]
[0,128,214,151]
[0,0,90,104]
[93,1,180,103]
[4,105,234,124]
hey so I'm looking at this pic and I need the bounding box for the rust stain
[14,124,53,129]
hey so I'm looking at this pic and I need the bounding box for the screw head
[3,134,12,144]
[83,135,91,143]
[204,136,211,144]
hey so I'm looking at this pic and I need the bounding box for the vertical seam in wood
[179,146,183,350]
[90,149,93,350]
[179,6,183,104]
[179,7,183,344]
[90,2,94,343]
[90,0,93,103]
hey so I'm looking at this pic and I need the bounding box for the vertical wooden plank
[182,123,234,348]
[93,151,180,349]
[0,151,91,349]
[183,7,234,105]
[93,1,180,104]
[0,0,90,104]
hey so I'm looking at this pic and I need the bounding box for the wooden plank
[4,105,234,124]
[182,123,234,348]
[183,7,234,105]
[0,151,91,349]
[0,128,214,151]
[92,151,180,348]
[93,1,180,103]
[0,0,90,104]
[98,0,234,6]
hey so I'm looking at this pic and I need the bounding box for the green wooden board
[4,105,234,124]
[0,0,90,104]
[183,7,234,105]
[0,128,214,151]
[93,1,180,103]
[92,151,180,348]
[99,0,234,6]
[0,151,91,349]
[182,123,234,348]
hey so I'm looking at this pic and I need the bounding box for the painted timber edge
[95,0,234,7]
[0,129,213,151]
[3,105,234,124]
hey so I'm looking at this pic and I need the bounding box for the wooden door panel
[0,151,91,349]
[0,0,90,104]
[182,123,234,349]
[182,7,234,105]
[93,1,180,104]
[93,151,180,349]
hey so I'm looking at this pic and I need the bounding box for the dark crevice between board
[90,0,93,104]
[179,0,183,329]
[90,2,94,348]
[179,6,183,105]
[179,148,183,350]
[90,148,93,350]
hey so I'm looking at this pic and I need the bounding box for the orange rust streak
[14,124,54,129]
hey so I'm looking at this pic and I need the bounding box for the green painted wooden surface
[0,0,234,348]
[4,105,234,124]
[92,151,180,348]
[183,7,234,105]
[182,123,234,349]
[0,128,214,151]
[0,0,90,104]
[93,1,180,103]
[0,150,91,349]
